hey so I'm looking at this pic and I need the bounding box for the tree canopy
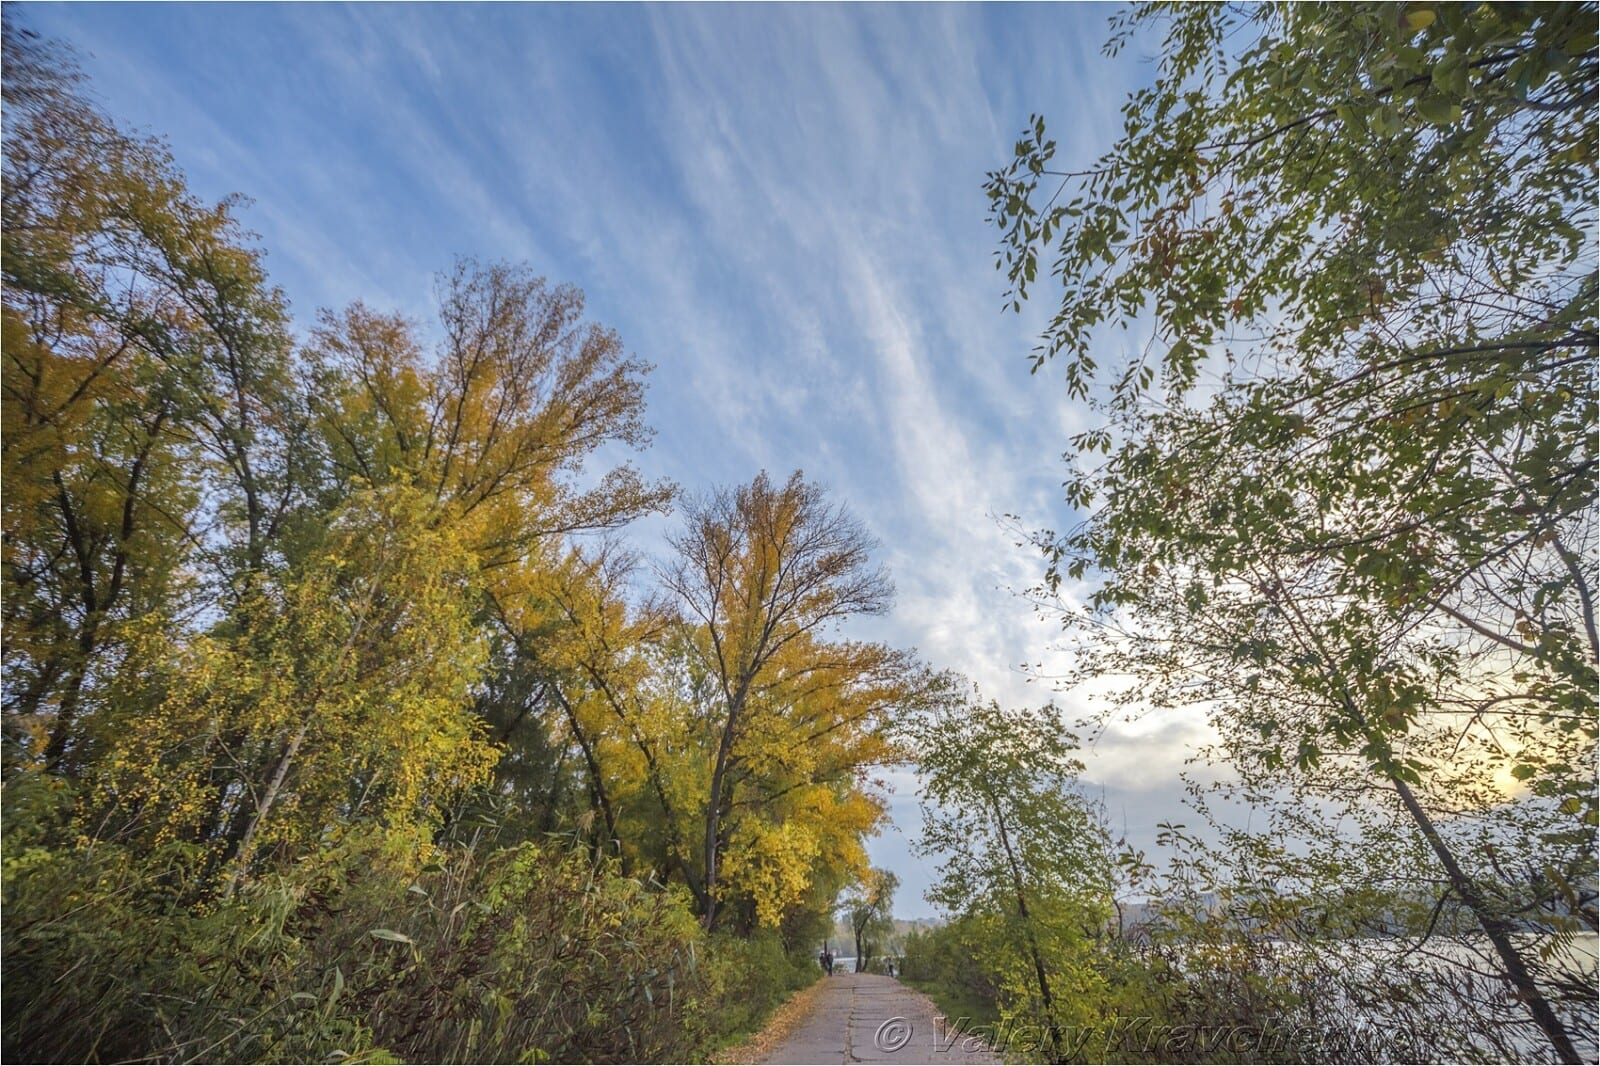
[1,26,926,1062]
[988,3,1596,1060]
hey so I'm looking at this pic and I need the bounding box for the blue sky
[20,1,1216,915]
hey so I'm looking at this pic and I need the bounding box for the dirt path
[754,972,1000,1064]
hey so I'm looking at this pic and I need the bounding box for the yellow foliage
[721,819,822,928]
[85,486,497,875]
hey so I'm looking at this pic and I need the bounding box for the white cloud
[29,0,1213,914]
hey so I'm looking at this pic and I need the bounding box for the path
[757,973,1001,1064]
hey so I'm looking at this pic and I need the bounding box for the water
[1172,932,1599,1063]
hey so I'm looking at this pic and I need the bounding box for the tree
[909,694,1115,1057]
[989,4,1596,1060]
[483,540,675,873]
[659,470,918,929]
[88,485,497,896]
[306,260,673,566]
[486,511,914,935]
[2,23,300,772]
[843,867,899,973]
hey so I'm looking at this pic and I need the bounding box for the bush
[899,920,1003,1030]
[3,804,717,1063]
[692,929,816,1049]
[321,837,708,1064]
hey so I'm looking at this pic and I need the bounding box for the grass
[903,976,1001,1033]
[707,974,826,1064]
[901,977,1017,1063]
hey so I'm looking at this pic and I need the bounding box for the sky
[18,1,1221,916]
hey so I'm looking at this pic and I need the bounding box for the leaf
[1416,93,1460,125]
[1405,8,1436,31]
[1432,52,1469,96]
[369,928,414,944]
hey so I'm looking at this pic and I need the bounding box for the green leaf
[369,928,414,944]
[1416,93,1461,125]
[1432,52,1469,96]
[1373,103,1403,136]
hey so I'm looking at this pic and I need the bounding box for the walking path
[756,973,1000,1064]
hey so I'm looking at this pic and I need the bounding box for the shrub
[3,805,716,1063]
[692,929,816,1048]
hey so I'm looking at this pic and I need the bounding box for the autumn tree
[843,867,899,973]
[481,541,672,871]
[1,24,300,773]
[989,3,1596,1060]
[90,486,497,893]
[660,470,925,929]
[304,266,674,859]
[501,482,923,935]
[306,261,672,567]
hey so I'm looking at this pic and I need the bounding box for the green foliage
[3,811,717,1063]
[899,920,1005,1029]
[842,867,899,972]
[907,693,1119,1060]
[693,931,818,1050]
[989,4,1596,1061]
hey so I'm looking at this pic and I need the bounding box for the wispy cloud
[24,0,1196,911]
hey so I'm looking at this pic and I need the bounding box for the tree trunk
[44,475,100,774]
[1386,766,1579,1064]
[43,412,164,774]
[581,659,709,911]
[43,624,96,773]
[549,683,626,874]
[1283,582,1582,1065]
[702,703,742,930]
[223,718,310,900]
[992,802,1061,1058]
